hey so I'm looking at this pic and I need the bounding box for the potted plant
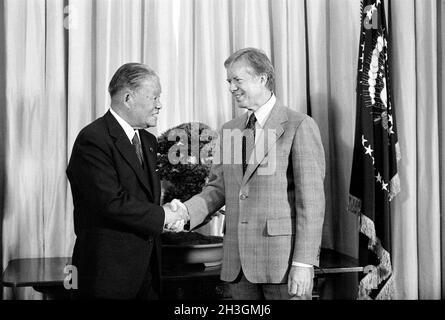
[157,122,224,268]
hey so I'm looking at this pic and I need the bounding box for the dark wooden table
[2,248,363,299]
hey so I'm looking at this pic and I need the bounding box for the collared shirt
[246,94,276,144]
[109,107,140,142]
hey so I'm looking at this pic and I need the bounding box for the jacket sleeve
[67,131,165,237]
[291,117,326,267]
[184,129,226,230]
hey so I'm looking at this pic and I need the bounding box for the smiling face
[127,76,162,128]
[226,60,269,111]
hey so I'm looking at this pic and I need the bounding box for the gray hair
[224,48,275,92]
[108,63,158,97]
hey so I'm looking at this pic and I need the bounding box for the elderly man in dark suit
[67,63,186,299]
[169,48,325,300]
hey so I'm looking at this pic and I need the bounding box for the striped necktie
[242,113,257,175]
[132,131,144,167]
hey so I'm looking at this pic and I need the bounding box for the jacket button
[240,194,247,200]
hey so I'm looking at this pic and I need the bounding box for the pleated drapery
[1,0,444,299]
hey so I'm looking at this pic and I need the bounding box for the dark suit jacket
[66,111,165,299]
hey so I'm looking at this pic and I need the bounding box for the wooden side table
[1,257,72,299]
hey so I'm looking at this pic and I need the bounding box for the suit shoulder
[281,106,317,124]
[221,115,247,130]
[74,116,108,144]
[221,118,237,129]
[140,129,157,143]
[279,106,319,132]
[279,105,308,121]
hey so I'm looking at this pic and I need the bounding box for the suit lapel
[105,112,154,199]
[241,103,287,185]
[230,113,249,186]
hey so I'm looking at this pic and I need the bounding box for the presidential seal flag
[348,0,401,300]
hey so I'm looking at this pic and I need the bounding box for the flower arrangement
[157,122,218,204]
[157,122,224,258]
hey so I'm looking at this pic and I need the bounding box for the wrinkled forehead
[226,60,257,79]
[137,76,161,94]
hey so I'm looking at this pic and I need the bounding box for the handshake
[162,199,190,232]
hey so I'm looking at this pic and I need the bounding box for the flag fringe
[357,213,394,299]
[348,195,395,299]
[347,194,362,215]
[376,274,395,300]
[389,173,400,201]
[389,142,402,201]
[395,142,401,162]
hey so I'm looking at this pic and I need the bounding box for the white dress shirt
[109,107,140,142]
[246,94,276,144]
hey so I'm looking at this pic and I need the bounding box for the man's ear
[259,73,268,86]
[123,91,132,108]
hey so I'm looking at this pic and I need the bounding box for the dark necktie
[242,113,257,175]
[132,131,144,167]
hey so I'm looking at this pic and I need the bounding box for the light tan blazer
[185,102,325,283]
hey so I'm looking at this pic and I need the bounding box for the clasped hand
[162,199,189,232]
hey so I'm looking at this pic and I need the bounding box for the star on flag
[375,172,382,183]
[365,145,374,156]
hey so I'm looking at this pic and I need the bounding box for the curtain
[0,0,6,301]
[1,0,444,300]
[3,0,69,300]
[390,0,444,299]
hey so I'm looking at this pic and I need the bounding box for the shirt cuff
[292,262,313,268]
